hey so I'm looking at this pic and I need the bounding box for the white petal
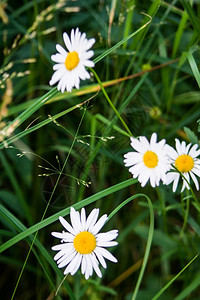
[69,253,82,275]
[51,53,65,63]
[59,216,76,235]
[49,68,65,85]
[51,232,65,239]
[97,241,118,247]
[84,38,96,51]
[172,174,180,192]
[175,139,182,155]
[70,207,82,233]
[52,231,74,242]
[95,247,117,263]
[90,214,108,235]
[190,171,199,190]
[150,132,157,145]
[54,245,74,261]
[96,230,118,242]
[84,254,93,279]
[63,32,73,52]
[90,252,102,278]
[82,59,95,68]
[81,207,86,230]
[81,255,87,275]
[94,249,107,268]
[80,50,94,60]
[86,208,99,231]
[56,44,68,57]
[58,250,76,268]
[52,242,73,251]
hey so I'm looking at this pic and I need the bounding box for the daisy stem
[89,68,133,137]
[108,193,154,300]
[55,275,68,296]
[180,193,190,238]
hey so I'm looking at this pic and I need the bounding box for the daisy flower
[49,28,95,93]
[164,139,200,192]
[124,132,171,187]
[51,207,118,279]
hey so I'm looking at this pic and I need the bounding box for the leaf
[184,126,199,144]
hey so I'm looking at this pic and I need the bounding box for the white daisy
[49,28,95,93]
[165,139,200,192]
[124,133,171,187]
[51,207,118,280]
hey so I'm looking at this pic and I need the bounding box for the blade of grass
[152,254,199,300]
[107,193,154,300]
[122,0,135,49]
[181,0,200,34]
[172,10,188,58]
[173,273,200,300]
[93,13,152,64]
[0,178,137,253]
[186,49,200,88]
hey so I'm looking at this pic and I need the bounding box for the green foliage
[1,1,200,300]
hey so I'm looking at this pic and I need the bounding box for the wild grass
[1,0,200,299]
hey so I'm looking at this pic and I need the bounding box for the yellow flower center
[65,51,79,70]
[175,154,194,173]
[73,231,96,254]
[143,151,158,168]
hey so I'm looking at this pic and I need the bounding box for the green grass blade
[107,193,154,300]
[0,178,137,253]
[93,14,152,64]
[173,274,200,300]
[0,88,58,144]
[131,195,154,300]
[181,0,200,34]
[186,50,200,88]
[152,254,199,300]
[172,10,188,58]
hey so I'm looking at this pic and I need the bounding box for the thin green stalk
[131,195,154,300]
[180,194,190,238]
[0,87,58,147]
[90,68,133,136]
[152,254,199,300]
[10,106,86,300]
[107,193,154,299]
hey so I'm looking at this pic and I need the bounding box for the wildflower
[49,28,95,93]
[124,132,170,187]
[165,139,200,192]
[51,207,118,279]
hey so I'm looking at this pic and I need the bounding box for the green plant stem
[90,68,133,136]
[131,195,154,300]
[180,193,190,238]
[10,106,86,300]
[108,193,154,300]
[152,254,199,300]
